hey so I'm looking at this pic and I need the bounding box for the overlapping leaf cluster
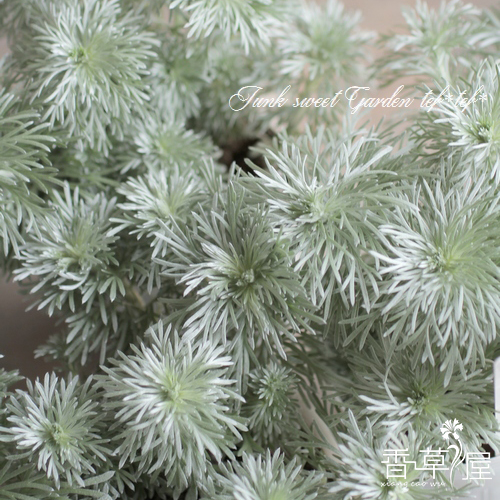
[1,1,500,499]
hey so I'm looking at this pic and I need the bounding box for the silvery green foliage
[415,61,500,182]
[274,0,372,100]
[97,321,246,495]
[243,362,299,446]
[480,7,500,46]
[0,373,117,500]
[352,178,500,381]
[375,0,496,85]
[14,184,123,316]
[329,412,458,500]
[5,0,158,153]
[118,112,219,173]
[148,27,210,120]
[244,126,410,315]
[0,461,116,500]
[206,450,327,500]
[156,184,320,366]
[11,180,160,366]
[197,40,260,139]
[253,0,372,130]
[0,91,56,254]
[4,375,109,488]
[110,168,207,290]
[168,0,292,54]
[2,1,500,499]
[0,356,21,419]
[327,335,500,458]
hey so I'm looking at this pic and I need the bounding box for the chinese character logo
[440,419,463,479]
[382,449,411,479]
[381,419,492,486]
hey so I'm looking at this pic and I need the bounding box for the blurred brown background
[1,0,498,380]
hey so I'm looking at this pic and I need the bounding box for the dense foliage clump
[1,1,500,499]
